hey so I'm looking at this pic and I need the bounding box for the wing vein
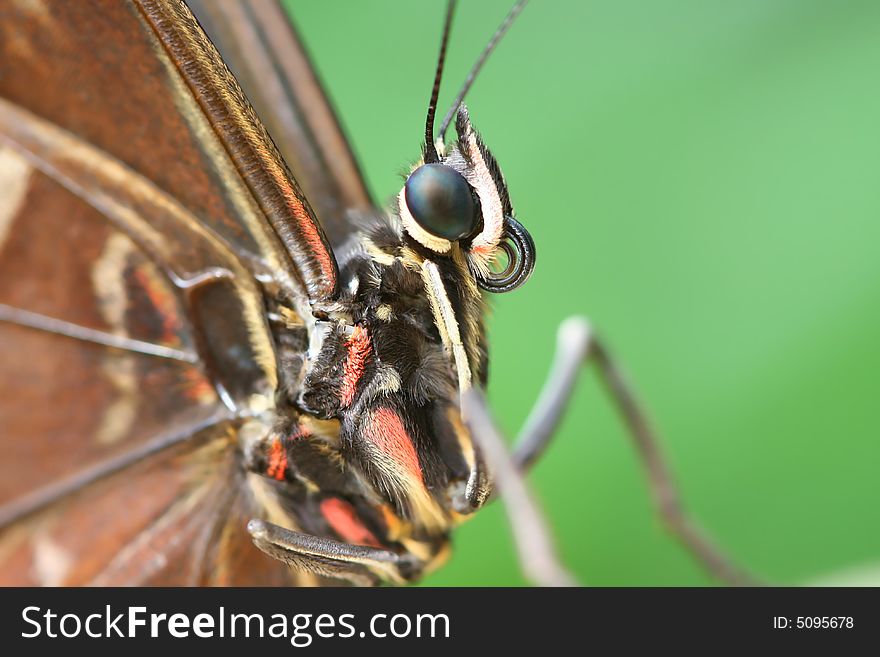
[0,408,236,529]
[0,303,198,363]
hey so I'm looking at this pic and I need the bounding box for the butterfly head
[289,110,534,575]
[398,104,535,292]
[274,1,534,582]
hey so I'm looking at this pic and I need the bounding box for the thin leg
[461,390,577,587]
[513,316,762,586]
[240,423,427,586]
[247,519,420,586]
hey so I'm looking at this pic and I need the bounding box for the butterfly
[0,0,756,586]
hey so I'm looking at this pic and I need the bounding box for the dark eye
[404,164,477,241]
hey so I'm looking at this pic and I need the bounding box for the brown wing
[188,0,375,249]
[0,0,331,585]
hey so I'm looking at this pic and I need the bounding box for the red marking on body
[266,437,288,481]
[339,325,372,408]
[363,407,424,484]
[320,497,382,548]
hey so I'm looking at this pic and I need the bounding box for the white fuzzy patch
[461,129,504,253]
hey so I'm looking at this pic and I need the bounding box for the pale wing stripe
[0,97,278,395]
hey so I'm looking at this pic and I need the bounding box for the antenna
[424,0,457,163]
[438,0,528,141]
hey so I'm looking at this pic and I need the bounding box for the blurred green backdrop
[282,0,880,585]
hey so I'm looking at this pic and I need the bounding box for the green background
[284,0,880,585]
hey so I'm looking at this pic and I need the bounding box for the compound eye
[404,164,477,241]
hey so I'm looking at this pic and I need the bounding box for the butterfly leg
[237,422,427,586]
[461,390,577,587]
[247,519,421,586]
[511,316,761,586]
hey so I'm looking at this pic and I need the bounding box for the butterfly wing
[0,0,336,585]
[188,0,375,248]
